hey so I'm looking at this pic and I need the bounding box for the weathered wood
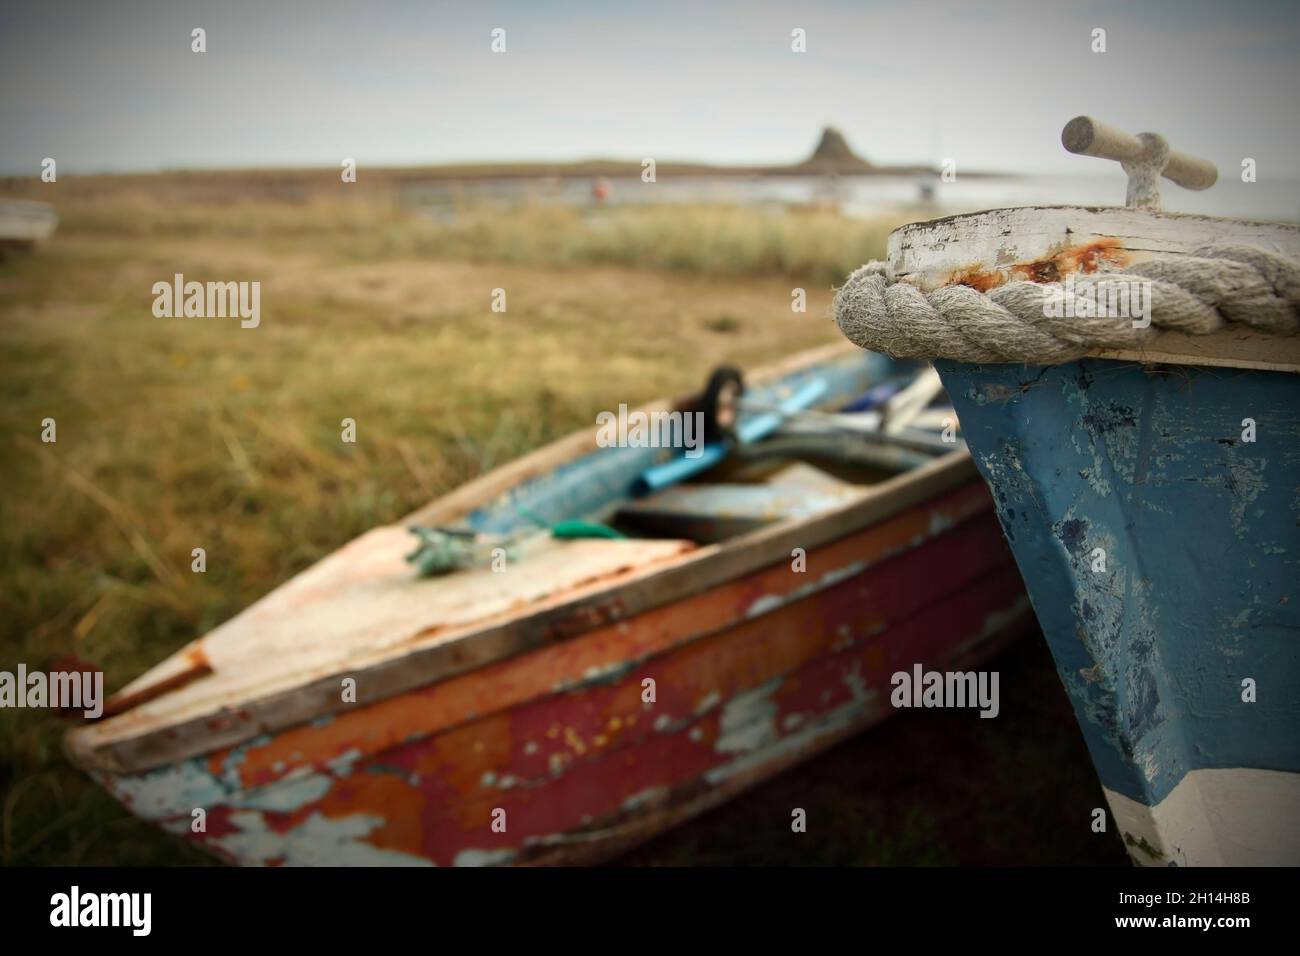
[210,482,999,796]
[872,124,1300,866]
[937,356,1300,864]
[892,207,1300,291]
[882,367,944,433]
[111,533,697,703]
[1061,116,1218,200]
[80,502,1027,865]
[616,466,859,541]
[0,199,57,244]
[1092,327,1300,373]
[66,342,982,775]
[734,432,937,471]
[889,206,1300,372]
[70,452,981,774]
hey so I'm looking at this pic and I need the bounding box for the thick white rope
[833,243,1300,364]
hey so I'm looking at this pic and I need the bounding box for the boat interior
[440,349,962,548]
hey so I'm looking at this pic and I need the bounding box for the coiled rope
[833,244,1300,364]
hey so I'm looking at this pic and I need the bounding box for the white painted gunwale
[888,205,1300,373]
[0,199,58,242]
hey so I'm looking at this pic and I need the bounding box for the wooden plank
[763,461,856,494]
[108,533,696,707]
[890,206,1300,292]
[1091,327,1300,373]
[616,471,859,541]
[0,199,57,243]
[888,206,1300,373]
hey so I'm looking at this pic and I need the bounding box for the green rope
[404,527,507,577]
[550,520,625,540]
[406,511,625,577]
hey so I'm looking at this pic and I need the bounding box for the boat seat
[616,463,858,542]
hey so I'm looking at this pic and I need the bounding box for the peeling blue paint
[937,357,1300,809]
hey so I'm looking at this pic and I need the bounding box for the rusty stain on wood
[945,265,1004,293]
[100,649,213,719]
[947,238,1129,292]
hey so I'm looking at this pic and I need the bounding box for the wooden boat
[66,343,1032,865]
[0,198,57,249]
[837,118,1300,866]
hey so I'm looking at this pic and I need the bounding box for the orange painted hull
[92,482,1030,865]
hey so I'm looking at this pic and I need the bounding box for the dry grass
[0,182,901,864]
[44,196,893,287]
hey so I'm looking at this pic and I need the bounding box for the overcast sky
[2,0,1297,176]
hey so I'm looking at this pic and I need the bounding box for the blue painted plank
[936,357,1300,808]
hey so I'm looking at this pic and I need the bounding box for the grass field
[0,179,1126,866]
